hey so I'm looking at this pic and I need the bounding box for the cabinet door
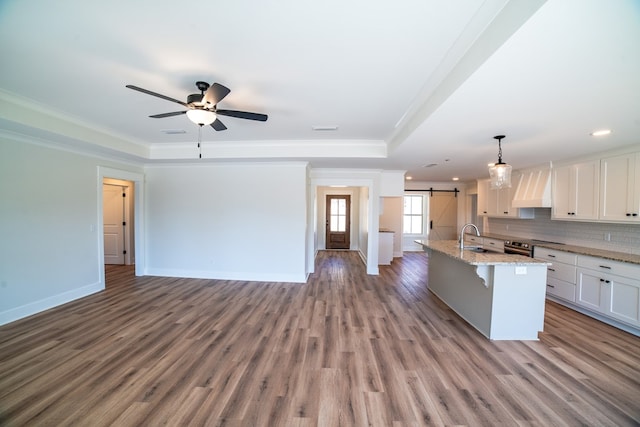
[552,161,599,220]
[600,153,640,222]
[576,268,607,313]
[573,161,599,220]
[497,184,515,217]
[477,179,489,216]
[633,153,640,217]
[608,275,640,327]
[552,165,572,219]
[486,186,499,216]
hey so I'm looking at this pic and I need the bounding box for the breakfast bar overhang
[416,240,550,340]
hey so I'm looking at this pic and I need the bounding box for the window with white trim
[403,195,424,234]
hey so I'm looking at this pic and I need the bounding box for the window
[330,198,347,232]
[403,195,424,234]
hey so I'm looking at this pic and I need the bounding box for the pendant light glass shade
[488,135,512,189]
[186,109,216,126]
[489,162,512,189]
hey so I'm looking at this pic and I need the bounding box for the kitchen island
[416,240,550,340]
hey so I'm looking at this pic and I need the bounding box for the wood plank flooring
[1,250,639,426]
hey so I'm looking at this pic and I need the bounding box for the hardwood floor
[1,251,639,426]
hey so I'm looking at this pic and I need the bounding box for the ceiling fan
[125,81,268,131]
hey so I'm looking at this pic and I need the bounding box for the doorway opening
[98,166,144,289]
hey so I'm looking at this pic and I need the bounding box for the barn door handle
[430,220,433,230]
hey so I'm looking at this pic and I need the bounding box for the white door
[103,184,125,264]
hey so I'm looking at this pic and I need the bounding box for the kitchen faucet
[459,223,480,249]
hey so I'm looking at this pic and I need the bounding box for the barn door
[428,192,457,241]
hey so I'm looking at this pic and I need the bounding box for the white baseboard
[0,281,104,326]
[144,268,307,284]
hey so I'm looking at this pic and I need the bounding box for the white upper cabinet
[599,152,640,222]
[552,160,599,221]
[477,179,489,216]
[477,171,534,218]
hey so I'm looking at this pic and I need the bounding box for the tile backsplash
[486,209,640,255]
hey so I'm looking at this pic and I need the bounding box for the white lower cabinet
[535,247,640,332]
[482,237,504,253]
[378,231,394,265]
[534,247,577,302]
[577,256,640,328]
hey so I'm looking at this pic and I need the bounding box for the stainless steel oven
[504,240,533,256]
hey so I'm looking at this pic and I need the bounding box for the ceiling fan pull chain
[198,125,202,159]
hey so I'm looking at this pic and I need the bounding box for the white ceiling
[1,0,639,182]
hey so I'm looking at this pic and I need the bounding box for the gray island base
[416,240,550,340]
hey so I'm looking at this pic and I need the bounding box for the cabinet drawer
[483,238,504,253]
[534,247,577,265]
[546,261,576,283]
[465,235,483,245]
[546,277,576,302]
[577,255,640,280]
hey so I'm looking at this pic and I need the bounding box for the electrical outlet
[604,233,611,241]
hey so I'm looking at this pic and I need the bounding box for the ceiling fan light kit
[186,109,216,126]
[488,134,512,189]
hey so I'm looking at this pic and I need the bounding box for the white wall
[0,137,143,324]
[359,186,370,261]
[144,162,308,282]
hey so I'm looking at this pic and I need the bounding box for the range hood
[512,166,551,208]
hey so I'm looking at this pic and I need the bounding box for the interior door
[326,195,351,249]
[103,184,125,264]
[428,192,458,240]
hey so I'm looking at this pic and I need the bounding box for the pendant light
[488,135,512,189]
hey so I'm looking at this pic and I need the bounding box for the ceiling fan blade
[126,85,189,107]
[149,111,187,118]
[202,83,231,106]
[216,109,268,122]
[211,118,227,131]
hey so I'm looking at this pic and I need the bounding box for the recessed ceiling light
[590,129,612,136]
[452,177,459,181]
[312,125,339,131]
[405,176,413,180]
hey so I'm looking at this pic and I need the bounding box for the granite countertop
[415,240,550,266]
[532,242,640,265]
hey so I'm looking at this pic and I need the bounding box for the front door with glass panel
[326,195,350,249]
